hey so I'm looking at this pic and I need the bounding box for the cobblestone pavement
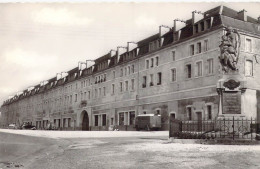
[0,130,259,169]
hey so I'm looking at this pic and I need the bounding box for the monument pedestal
[216,73,247,119]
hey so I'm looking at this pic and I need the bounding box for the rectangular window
[172,51,176,61]
[206,19,211,29]
[125,81,128,91]
[84,92,87,100]
[207,59,214,75]
[102,114,106,126]
[103,87,106,96]
[111,118,114,125]
[171,68,176,82]
[131,79,135,90]
[150,74,154,86]
[207,105,212,120]
[120,68,123,77]
[119,112,124,125]
[120,82,123,92]
[128,66,131,75]
[245,60,253,76]
[197,42,202,54]
[68,118,71,127]
[245,38,252,52]
[142,76,147,88]
[99,88,101,97]
[146,60,149,69]
[104,74,106,81]
[125,67,127,76]
[195,61,203,77]
[204,39,209,51]
[94,115,99,126]
[95,89,97,98]
[194,24,199,33]
[149,42,154,51]
[190,45,195,56]
[129,111,135,125]
[112,84,115,95]
[151,58,154,68]
[131,65,134,73]
[200,22,204,31]
[186,64,192,78]
[157,72,162,85]
[88,91,91,99]
[155,56,159,66]
[75,94,77,102]
[187,107,192,120]
[113,71,116,78]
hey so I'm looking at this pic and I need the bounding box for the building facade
[1,6,260,131]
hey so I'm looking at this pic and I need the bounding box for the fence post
[232,116,235,140]
[251,117,253,141]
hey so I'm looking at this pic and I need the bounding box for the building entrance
[196,112,202,131]
[82,111,89,131]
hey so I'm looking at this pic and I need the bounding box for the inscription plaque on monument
[222,91,241,114]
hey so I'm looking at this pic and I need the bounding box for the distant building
[1,6,260,131]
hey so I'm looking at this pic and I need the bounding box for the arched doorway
[82,111,89,131]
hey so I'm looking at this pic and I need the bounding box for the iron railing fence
[169,117,258,140]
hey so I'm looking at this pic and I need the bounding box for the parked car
[135,114,161,131]
[21,122,36,130]
[8,123,17,129]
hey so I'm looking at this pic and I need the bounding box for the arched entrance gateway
[81,111,89,131]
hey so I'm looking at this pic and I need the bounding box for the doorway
[196,111,202,131]
[82,111,89,131]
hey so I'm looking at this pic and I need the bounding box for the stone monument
[217,26,246,117]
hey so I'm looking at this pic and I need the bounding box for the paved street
[0,129,260,169]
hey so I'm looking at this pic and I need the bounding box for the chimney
[192,10,204,25]
[159,25,171,47]
[110,49,116,57]
[237,9,247,22]
[173,19,186,32]
[116,46,127,62]
[127,42,138,52]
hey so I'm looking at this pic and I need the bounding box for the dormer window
[205,19,211,29]
[200,22,204,31]
[149,39,160,52]
[194,24,199,33]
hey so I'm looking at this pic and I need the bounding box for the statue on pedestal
[219,27,241,72]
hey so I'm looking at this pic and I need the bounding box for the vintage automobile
[135,114,161,131]
[8,123,17,129]
[21,122,36,130]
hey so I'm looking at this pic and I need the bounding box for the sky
[0,2,260,105]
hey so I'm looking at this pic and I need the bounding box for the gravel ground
[0,129,168,138]
[0,129,259,169]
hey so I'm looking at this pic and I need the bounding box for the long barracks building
[1,6,260,130]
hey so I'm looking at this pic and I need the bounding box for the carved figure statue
[219,27,241,72]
